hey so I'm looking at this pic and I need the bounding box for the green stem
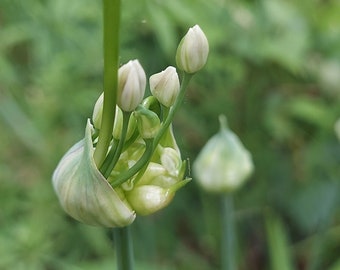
[102,112,131,178]
[153,72,192,148]
[114,226,134,270]
[93,0,120,168]
[161,104,170,122]
[221,194,236,270]
[99,139,118,175]
[110,139,153,188]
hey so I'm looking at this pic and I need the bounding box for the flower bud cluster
[111,126,188,216]
[52,25,209,227]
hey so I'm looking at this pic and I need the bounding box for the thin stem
[99,139,119,175]
[102,112,131,178]
[93,0,120,168]
[161,104,170,122]
[221,194,236,270]
[153,73,192,148]
[114,227,134,270]
[110,139,153,188]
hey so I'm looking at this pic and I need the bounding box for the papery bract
[52,120,136,227]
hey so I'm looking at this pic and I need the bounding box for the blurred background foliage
[1,0,340,269]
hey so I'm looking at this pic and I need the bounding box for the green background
[1,0,340,269]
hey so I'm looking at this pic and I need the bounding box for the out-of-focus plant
[194,115,253,270]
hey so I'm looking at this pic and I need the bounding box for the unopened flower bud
[52,120,136,227]
[126,180,189,216]
[134,107,160,139]
[193,115,254,193]
[142,96,162,116]
[176,25,209,74]
[149,66,180,107]
[107,121,189,216]
[136,162,177,187]
[112,106,136,140]
[122,142,189,216]
[126,185,173,216]
[160,147,182,177]
[118,60,146,112]
[92,93,104,129]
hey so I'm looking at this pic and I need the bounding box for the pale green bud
[112,106,136,140]
[52,120,136,227]
[142,96,162,116]
[117,60,146,112]
[193,115,254,193]
[123,146,189,216]
[176,25,209,74]
[126,180,190,216]
[160,147,182,177]
[149,66,180,107]
[110,139,146,178]
[134,107,161,139]
[92,93,104,129]
[136,162,178,188]
[126,185,174,216]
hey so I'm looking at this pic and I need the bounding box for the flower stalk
[221,194,236,270]
[153,72,192,148]
[95,1,135,270]
[102,111,131,178]
[93,0,120,168]
[114,227,134,270]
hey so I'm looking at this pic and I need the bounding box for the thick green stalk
[114,227,134,270]
[92,2,135,270]
[221,194,236,270]
[93,0,120,168]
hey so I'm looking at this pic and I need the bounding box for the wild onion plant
[52,0,208,269]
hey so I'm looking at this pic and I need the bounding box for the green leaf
[265,210,294,270]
